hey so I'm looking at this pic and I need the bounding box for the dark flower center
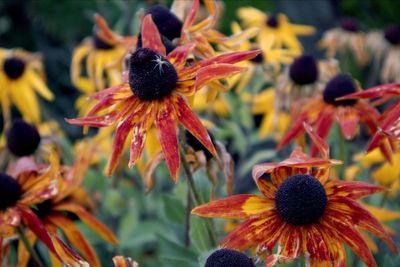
[249,49,264,64]
[289,54,319,85]
[205,249,255,267]
[0,173,22,211]
[146,5,183,41]
[129,48,178,101]
[136,32,176,54]
[6,119,41,157]
[384,25,400,45]
[323,73,357,106]
[34,200,53,220]
[266,14,279,28]
[3,57,26,80]
[275,174,327,225]
[340,17,359,32]
[185,130,215,161]
[93,34,115,50]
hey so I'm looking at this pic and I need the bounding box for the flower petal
[176,95,218,158]
[336,106,359,140]
[141,15,166,56]
[325,180,384,199]
[156,100,180,181]
[192,194,274,219]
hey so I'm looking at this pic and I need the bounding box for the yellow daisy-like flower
[237,7,315,53]
[192,88,230,117]
[319,17,367,65]
[0,48,54,125]
[346,148,400,197]
[243,89,291,140]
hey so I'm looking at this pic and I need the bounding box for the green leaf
[190,216,211,253]
[162,194,186,224]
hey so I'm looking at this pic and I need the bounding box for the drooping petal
[337,83,400,100]
[325,180,384,199]
[192,194,274,219]
[48,214,100,267]
[328,197,397,253]
[128,123,147,168]
[141,15,166,56]
[155,100,180,181]
[303,122,329,159]
[18,208,85,265]
[278,225,301,259]
[277,112,308,151]
[53,203,118,245]
[336,106,360,140]
[176,95,218,159]
[222,211,284,251]
[311,107,334,156]
[181,0,200,34]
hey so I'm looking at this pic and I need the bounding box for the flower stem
[17,225,45,267]
[337,126,347,179]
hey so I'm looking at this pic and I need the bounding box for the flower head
[0,154,86,266]
[278,74,381,156]
[6,119,41,157]
[0,48,54,124]
[192,124,397,266]
[205,249,255,267]
[67,15,259,182]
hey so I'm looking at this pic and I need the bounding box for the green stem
[337,126,347,179]
[17,225,45,267]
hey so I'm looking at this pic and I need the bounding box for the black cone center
[205,249,255,267]
[136,33,176,55]
[266,14,279,28]
[0,173,22,211]
[323,74,357,106]
[275,174,327,225]
[129,48,178,101]
[146,5,183,40]
[384,25,400,45]
[340,18,359,32]
[6,119,41,157]
[93,34,115,50]
[3,57,26,80]
[289,54,319,85]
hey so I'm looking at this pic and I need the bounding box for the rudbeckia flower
[71,14,135,94]
[6,119,41,157]
[319,17,367,65]
[67,15,259,181]
[366,25,400,82]
[339,83,400,161]
[192,124,397,267]
[0,48,54,124]
[18,146,118,267]
[275,55,339,112]
[278,73,381,155]
[243,89,291,140]
[237,7,315,53]
[0,154,85,266]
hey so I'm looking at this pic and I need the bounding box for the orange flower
[192,124,397,267]
[0,155,85,266]
[18,145,118,267]
[339,83,400,161]
[278,73,381,156]
[67,15,259,181]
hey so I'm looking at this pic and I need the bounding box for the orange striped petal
[181,0,199,33]
[168,44,193,69]
[53,203,118,244]
[278,225,301,259]
[325,180,384,199]
[320,214,377,267]
[253,177,276,199]
[192,194,274,219]
[128,123,147,169]
[328,197,397,253]
[303,122,329,159]
[141,15,166,56]
[113,256,138,267]
[156,101,180,181]
[48,215,100,267]
[221,211,284,251]
[277,112,308,151]
[194,64,245,91]
[311,107,334,156]
[176,96,217,159]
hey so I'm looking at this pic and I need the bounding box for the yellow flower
[243,89,291,140]
[0,48,53,124]
[347,148,400,197]
[192,88,230,117]
[237,7,315,53]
